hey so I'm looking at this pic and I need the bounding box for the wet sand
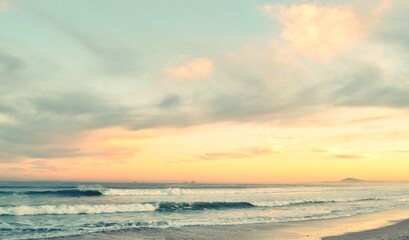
[323,218,409,240]
[54,208,409,240]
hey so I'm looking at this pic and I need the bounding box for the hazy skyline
[1,0,409,183]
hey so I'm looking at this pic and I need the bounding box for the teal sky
[1,0,274,69]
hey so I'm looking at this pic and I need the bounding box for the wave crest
[0,189,103,197]
[0,203,156,216]
[252,197,382,207]
[157,202,255,211]
[0,201,256,216]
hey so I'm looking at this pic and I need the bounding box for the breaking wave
[252,197,382,207]
[157,202,255,211]
[0,201,256,216]
[0,190,102,197]
[0,197,382,216]
[0,203,156,216]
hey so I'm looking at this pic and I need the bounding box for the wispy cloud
[0,50,25,77]
[240,147,277,155]
[197,152,250,161]
[311,147,372,159]
[165,57,213,80]
[334,154,368,159]
[24,6,138,76]
[195,145,278,162]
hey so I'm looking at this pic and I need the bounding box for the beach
[324,219,409,240]
[51,207,409,240]
[3,1,409,239]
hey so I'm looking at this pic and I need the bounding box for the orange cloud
[371,0,391,16]
[197,152,250,161]
[265,4,365,58]
[75,127,154,159]
[194,145,278,161]
[165,57,214,80]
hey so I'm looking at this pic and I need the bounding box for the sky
[1,0,409,183]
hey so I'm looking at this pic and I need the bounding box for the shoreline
[50,207,409,240]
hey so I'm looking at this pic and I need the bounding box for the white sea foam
[251,197,382,207]
[0,203,157,216]
[101,187,319,196]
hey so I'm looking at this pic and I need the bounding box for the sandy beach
[323,219,409,240]
[50,207,409,240]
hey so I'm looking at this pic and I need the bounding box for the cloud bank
[1,0,409,168]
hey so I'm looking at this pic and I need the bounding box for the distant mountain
[339,178,367,183]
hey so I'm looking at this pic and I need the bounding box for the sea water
[2,181,409,239]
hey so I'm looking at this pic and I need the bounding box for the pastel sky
[1,0,409,183]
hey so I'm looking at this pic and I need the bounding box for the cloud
[347,116,390,124]
[331,131,409,143]
[240,147,277,155]
[165,57,214,80]
[0,51,25,77]
[2,0,409,165]
[334,154,368,159]
[195,145,278,162]
[197,152,250,161]
[371,0,392,16]
[77,128,143,160]
[382,149,409,153]
[31,92,113,116]
[158,94,181,109]
[330,66,409,108]
[374,1,409,53]
[0,91,130,161]
[0,113,15,125]
[0,0,12,10]
[25,6,138,76]
[318,147,372,159]
[264,3,365,58]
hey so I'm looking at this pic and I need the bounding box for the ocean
[2,181,409,239]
